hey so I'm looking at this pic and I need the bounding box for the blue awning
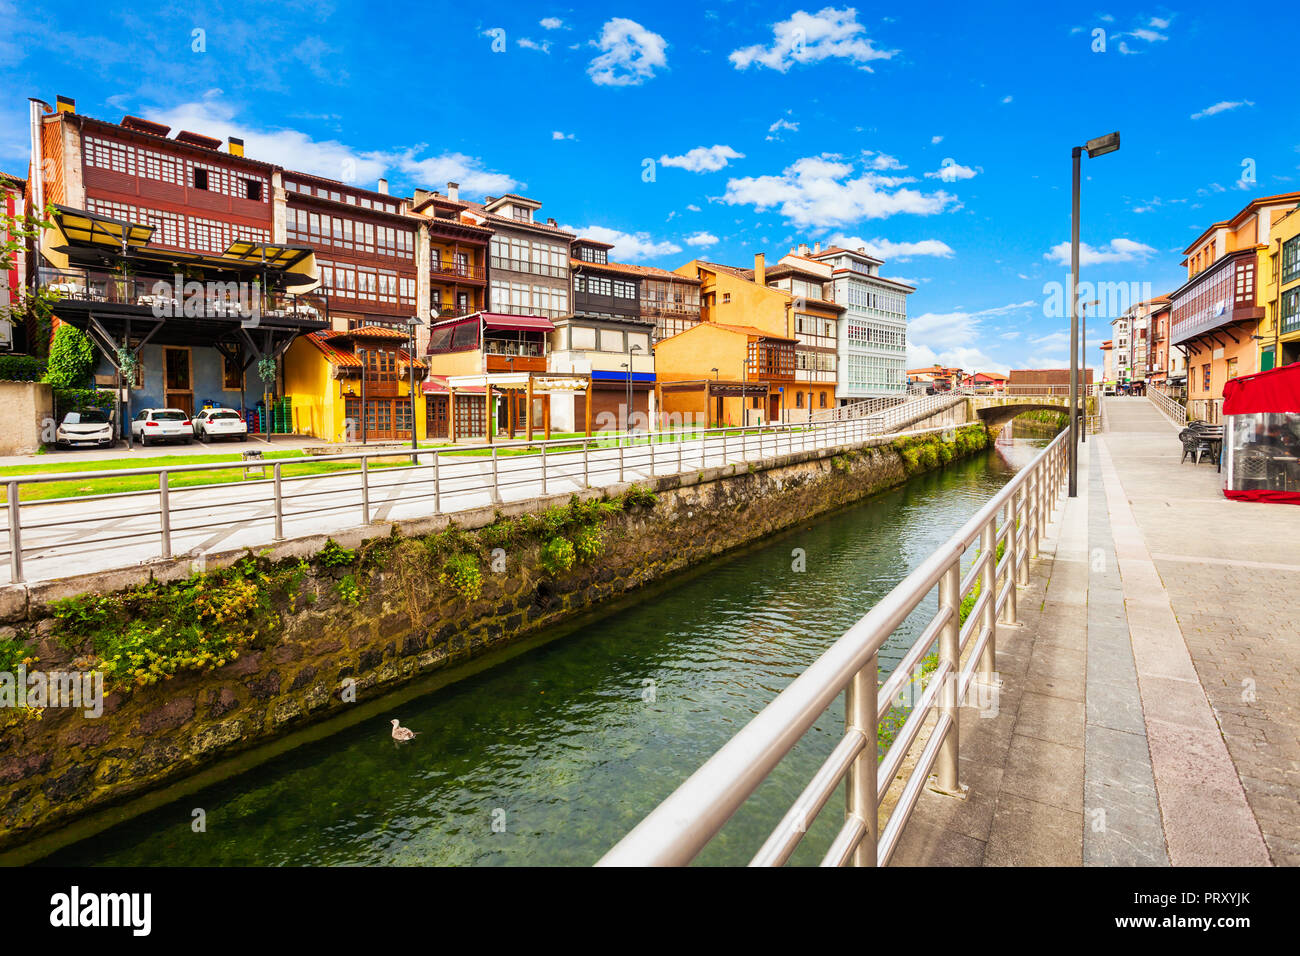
[591,370,655,383]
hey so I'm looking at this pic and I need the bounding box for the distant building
[1007,369,1094,387]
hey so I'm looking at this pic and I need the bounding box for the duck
[390,718,418,742]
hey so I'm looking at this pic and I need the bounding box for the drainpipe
[28,99,50,219]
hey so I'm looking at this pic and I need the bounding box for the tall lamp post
[406,315,424,454]
[1081,299,1099,443]
[1069,131,1120,497]
[626,342,643,443]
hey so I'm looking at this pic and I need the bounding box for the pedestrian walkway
[894,397,1297,866]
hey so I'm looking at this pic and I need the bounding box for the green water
[48,432,1048,867]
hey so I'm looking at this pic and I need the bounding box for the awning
[42,204,154,270]
[483,313,555,332]
[1223,362,1300,415]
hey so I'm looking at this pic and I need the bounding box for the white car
[55,409,115,448]
[193,407,249,442]
[131,408,193,446]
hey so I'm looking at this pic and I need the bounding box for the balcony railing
[38,266,328,322]
[431,260,485,281]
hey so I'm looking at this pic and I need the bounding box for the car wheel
[184,437,193,445]
[140,434,149,447]
[240,435,248,442]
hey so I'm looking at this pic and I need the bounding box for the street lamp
[627,343,643,441]
[1080,300,1099,443]
[406,315,424,454]
[1069,131,1120,496]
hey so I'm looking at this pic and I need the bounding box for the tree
[43,322,96,388]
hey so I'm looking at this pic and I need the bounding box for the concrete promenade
[895,397,1297,866]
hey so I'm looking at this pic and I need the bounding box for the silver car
[130,408,193,446]
[193,407,249,442]
[55,408,115,448]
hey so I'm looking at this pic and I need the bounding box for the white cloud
[1044,238,1157,266]
[766,117,799,141]
[1129,27,1167,42]
[829,235,955,261]
[1000,95,1013,104]
[144,97,519,196]
[1191,100,1254,120]
[1150,16,1171,29]
[540,17,564,30]
[564,224,681,260]
[659,144,744,173]
[588,18,668,86]
[863,151,906,171]
[552,130,575,141]
[686,204,702,212]
[518,37,552,53]
[730,7,897,73]
[907,341,1008,376]
[931,135,943,145]
[722,155,958,228]
[923,161,979,181]
[685,231,719,247]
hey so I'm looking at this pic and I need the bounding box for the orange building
[1171,192,1300,421]
[654,321,795,427]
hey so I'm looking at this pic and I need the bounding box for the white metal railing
[811,396,907,423]
[1148,387,1188,428]
[597,430,1069,867]
[1,416,959,586]
[864,392,966,432]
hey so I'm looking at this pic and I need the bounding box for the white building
[774,243,912,401]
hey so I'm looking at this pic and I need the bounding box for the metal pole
[934,562,962,794]
[433,450,440,513]
[491,446,501,503]
[584,437,591,489]
[980,519,998,680]
[845,653,879,867]
[273,461,283,539]
[159,471,171,560]
[7,480,23,584]
[1081,303,1088,444]
[1068,146,1081,497]
[541,442,548,496]
[361,457,370,522]
[409,321,419,455]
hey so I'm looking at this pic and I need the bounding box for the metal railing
[598,430,1069,866]
[1148,387,1189,428]
[864,392,966,433]
[811,396,907,423]
[1,416,950,585]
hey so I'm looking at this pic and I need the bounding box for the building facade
[463,194,572,320]
[1255,204,1300,372]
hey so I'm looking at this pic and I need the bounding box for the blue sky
[4,1,1296,374]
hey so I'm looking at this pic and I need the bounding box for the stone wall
[0,424,989,857]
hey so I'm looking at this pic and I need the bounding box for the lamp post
[406,315,423,454]
[1080,299,1099,443]
[711,367,719,427]
[1069,131,1120,497]
[627,342,643,442]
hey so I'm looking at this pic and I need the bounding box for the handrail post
[618,440,625,483]
[491,446,501,503]
[159,470,172,560]
[1014,486,1029,588]
[361,457,370,523]
[7,480,23,584]
[433,450,441,513]
[273,462,284,540]
[933,561,964,796]
[541,442,548,496]
[677,429,683,474]
[981,518,999,679]
[1029,470,1041,559]
[845,652,879,867]
[723,426,728,466]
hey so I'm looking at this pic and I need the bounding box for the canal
[47,428,1051,867]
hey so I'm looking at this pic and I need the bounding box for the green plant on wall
[440,552,482,601]
[42,323,96,388]
[257,356,277,384]
[335,573,361,606]
[539,537,576,576]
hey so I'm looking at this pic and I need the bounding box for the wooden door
[426,395,449,438]
[163,347,193,416]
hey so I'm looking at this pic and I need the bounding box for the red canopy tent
[1222,362,1300,503]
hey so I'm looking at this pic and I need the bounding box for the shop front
[1222,362,1300,504]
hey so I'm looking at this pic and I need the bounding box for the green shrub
[336,573,361,606]
[572,524,604,562]
[0,633,38,673]
[440,552,482,601]
[0,353,45,382]
[316,538,357,568]
[42,324,96,388]
[539,536,576,575]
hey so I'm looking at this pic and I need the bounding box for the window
[1226,357,1238,380]
[722,293,731,304]
[1283,235,1300,285]
[244,179,262,201]
[193,168,208,190]
[222,352,243,390]
[820,391,827,408]
[1202,364,1211,391]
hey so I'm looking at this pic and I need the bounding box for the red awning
[1222,362,1300,415]
[482,313,555,332]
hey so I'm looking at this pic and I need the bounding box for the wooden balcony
[486,354,547,373]
[431,260,486,284]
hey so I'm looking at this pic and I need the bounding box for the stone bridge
[970,394,1075,430]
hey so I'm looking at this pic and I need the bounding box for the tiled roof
[461,200,575,238]
[569,258,702,282]
[708,321,797,342]
[305,330,426,370]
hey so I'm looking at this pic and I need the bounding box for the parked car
[193,407,249,442]
[130,408,193,446]
[55,408,115,448]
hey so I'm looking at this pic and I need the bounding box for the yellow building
[653,321,795,427]
[284,326,427,442]
[673,255,839,417]
[1256,204,1300,371]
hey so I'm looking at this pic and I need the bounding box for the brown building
[412,182,491,327]
[1007,369,1095,388]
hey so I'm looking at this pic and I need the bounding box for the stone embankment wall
[0,424,989,856]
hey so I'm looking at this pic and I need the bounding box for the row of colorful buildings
[5,95,915,443]
[1098,192,1300,419]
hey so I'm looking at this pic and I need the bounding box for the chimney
[754,252,766,286]
[412,188,432,207]
[547,217,557,227]
[56,95,75,114]
[377,178,389,195]
[813,241,821,254]
[227,136,244,157]
[446,181,459,202]
[798,243,809,256]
